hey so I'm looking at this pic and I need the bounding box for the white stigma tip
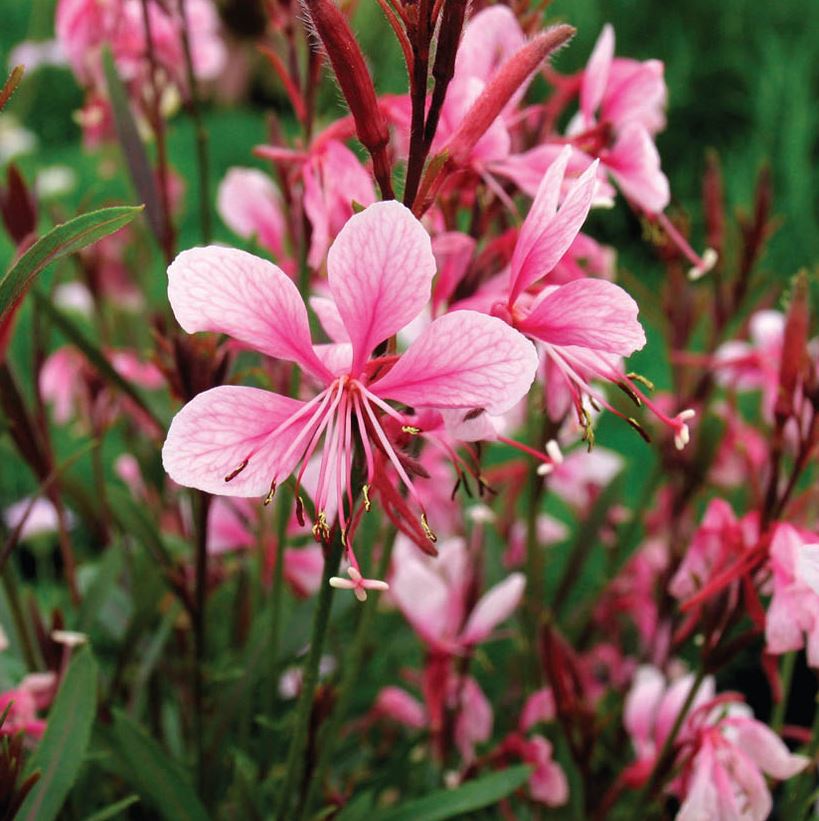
[545,439,563,464]
[687,247,718,281]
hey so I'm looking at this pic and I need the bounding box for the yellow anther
[362,484,372,512]
[263,480,277,506]
[401,425,421,435]
[421,512,437,543]
[312,510,330,543]
[626,372,656,392]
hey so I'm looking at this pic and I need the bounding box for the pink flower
[0,672,57,741]
[389,536,525,653]
[677,707,808,821]
[765,523,819,666]
[217,168,288,263]
[256,137,376,268]
[162,201,538,577]
[668,499,759,602]
[4,498,74,542]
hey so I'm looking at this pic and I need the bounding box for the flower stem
[772,651,796,733]
[298,522,396,817]
[272,529,345,820]
[192,489,211,796]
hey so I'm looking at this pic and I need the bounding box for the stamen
[362,483,372,511]
[421,512,437,543]
[263,480,277,506]
[224,459,249,483]
[402,425,421,435]
[626,372,655,392]
[312,510,331,543]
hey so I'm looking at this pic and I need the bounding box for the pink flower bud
[443,25,575,166]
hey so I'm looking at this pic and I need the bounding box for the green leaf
[81,795,140,821]
[77,543,125,634]
[101,47,168,252]
[375,766,532,821]
[33,291,165,432]
[99,709,209,821]
[0,205,142,320]
[18,646,99,821]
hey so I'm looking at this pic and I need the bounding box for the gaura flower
[494,146,694,447]
[162,201,538,576]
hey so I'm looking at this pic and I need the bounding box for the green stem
[266,483,292,715]
[299,524,396,817]
[1,567,38,671]
[772,651,796,733]
[272,530,345,820]
[192,490,211,796]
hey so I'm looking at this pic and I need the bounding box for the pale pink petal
[602,59,666,134]
[460,572,525,645]
[432,232,476,310]
[217,167,286,258]
[207,498,255,554]
[284,545,324,597]
[375,686,427,729]
[511,146,571,277]
[327,201,436,372]
[510,153,598,304]
[168,247,330,381]
[733,719,810,780]
[455,5,526,88]
[454,677,493,763]
[520,688,556,731]
[162,386,308,496]
[796,544,819,596]
[390,554,450,645]
[526,736,569,806]
[623,665,665,757]
[581,24,615,124]
[372,311,538,415]
[309,295,350,343]
[606,124,670,214]
[519,278,646,356]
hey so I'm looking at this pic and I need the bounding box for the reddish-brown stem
[403,0,433,207]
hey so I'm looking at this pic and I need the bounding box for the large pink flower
[163,201,537,569]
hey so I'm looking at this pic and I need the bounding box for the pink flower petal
[375,686,427,729]
[309,295,350,343]
[519,278,646,356]
[460,572,525,645]
[606,124,670,214]
[372,311,538,415]
[217,167,286,258]
[327,200,436,373]
[581,24,615,124]
[733,719,810,780]
[162,386,307,496]
[167,246,330,381]
[510,152,598,304]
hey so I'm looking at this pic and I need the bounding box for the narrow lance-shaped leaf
[0,205,143,321]
[376,766,533,821]
[0,65,24,111]
[18,646,99,821]
[98,710,209,821]
[101,47,169,253]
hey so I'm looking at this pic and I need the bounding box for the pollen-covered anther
[362,484,372,512]
[626,372,656,392]
[224,458,249,483]
[263,480,277,506]
[329,566,389,603]
[673,408,696,450]
[421,512,438,543]
[312,510,331,543]
[401,425,421,435]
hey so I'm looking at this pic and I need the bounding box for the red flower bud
[775,271,810,422]
[304,0,394,197]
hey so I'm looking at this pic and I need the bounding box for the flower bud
[443,25,575,166]
[304,0,394,197]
